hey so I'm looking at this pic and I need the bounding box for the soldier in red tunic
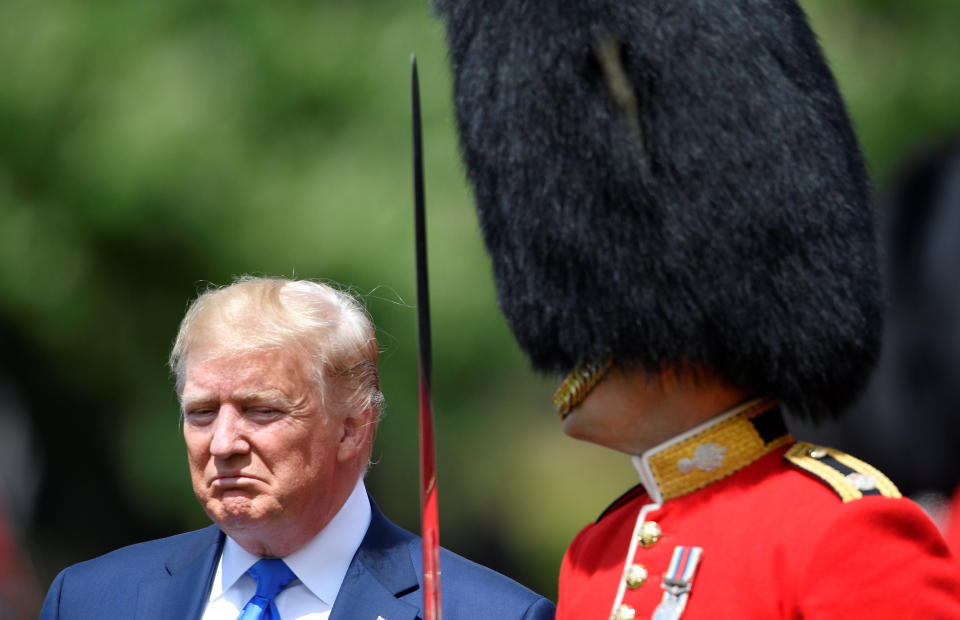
[557,388,959,618]
[434,0,960,617]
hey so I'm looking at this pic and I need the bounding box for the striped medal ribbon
[651,546,703,620]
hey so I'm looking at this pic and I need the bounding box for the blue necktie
[237,559,297,620]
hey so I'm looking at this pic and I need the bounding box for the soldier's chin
[561,409,589,441]
[562,410,642,455]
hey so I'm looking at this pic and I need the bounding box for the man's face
[181,346,358,552]
[562,366,748,455]
[561,367,674,455]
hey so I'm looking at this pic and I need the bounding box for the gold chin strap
[552,357,614,418]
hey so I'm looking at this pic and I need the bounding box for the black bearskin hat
[435,0,882,421]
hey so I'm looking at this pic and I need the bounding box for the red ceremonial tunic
[557,398,960,619]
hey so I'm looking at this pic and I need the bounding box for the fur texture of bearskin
[435,0,882,421]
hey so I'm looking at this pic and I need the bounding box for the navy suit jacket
[40,502,555,619]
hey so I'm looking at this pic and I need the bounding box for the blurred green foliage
[0,0,957,605]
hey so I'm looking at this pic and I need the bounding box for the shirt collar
[630,396,789,505]
[212,476,372,606]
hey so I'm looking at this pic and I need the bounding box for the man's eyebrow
[181,387,214,401]
[236,390,291,405]
[179,389,295,410]
[180,391,217,408]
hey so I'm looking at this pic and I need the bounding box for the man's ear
[337,406,373,463]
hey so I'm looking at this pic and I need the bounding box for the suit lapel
[136,525,224,620]
[329,501,421,620]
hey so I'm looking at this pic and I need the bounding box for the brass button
[807,447,828,459]
[638,521,662,548]
[624,563,648,589]
[612,604,636,620]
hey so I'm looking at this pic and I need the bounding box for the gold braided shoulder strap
[785,442,901,503]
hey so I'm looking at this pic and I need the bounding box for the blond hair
[169,276,384,424]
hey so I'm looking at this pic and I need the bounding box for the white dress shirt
[200,476,372,620]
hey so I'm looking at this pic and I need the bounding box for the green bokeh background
[1,0,958,612]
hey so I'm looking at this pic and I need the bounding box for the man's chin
[205,496,271,530]
[562,412,642,455]
[561,410,587,440]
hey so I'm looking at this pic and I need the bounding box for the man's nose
[209,406,250,458]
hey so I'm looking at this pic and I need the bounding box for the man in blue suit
[40,277,555,620]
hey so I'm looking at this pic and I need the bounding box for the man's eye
[247,407,281,419]
[185,409,216,425]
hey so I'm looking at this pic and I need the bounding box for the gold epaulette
[784,442,901,502]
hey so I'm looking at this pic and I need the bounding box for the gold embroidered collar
[630,397,790,504]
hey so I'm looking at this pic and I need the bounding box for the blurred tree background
[0,0,958,614]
